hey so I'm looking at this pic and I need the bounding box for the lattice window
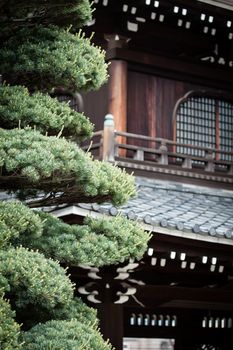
[175,92,233,162]
[219,101,233,161]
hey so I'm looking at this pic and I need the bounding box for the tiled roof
[1,177,233,241]
[78,177,233,240]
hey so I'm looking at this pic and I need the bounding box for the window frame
[172,90,233,161]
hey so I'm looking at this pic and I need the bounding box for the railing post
[158,140,168,165]
[205,150,214,172]
[182,156,192,169]
[102,114,115,162]
[228,164,233,176]
[134,149,144,161]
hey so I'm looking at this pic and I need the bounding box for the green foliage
[20,319,113,350]
[0,220,11,249]
[16,211,151,266]
[0,201,42,248]
[15,296,98,330]
[0,26,108,92]
[0,127,87,182]
[0,85,93,139]
[0,0,92,38]
[0,128,136,206]
[49,297,98,326]
[0,0,149,347]
[0,247,74,310]
[83,215,151,263]
[1,199,149,267]
[0,294,22,350]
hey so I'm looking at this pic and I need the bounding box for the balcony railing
[82,115,233,178]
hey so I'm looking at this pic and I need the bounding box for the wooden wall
[127,70,205,140]
[81,65,229,140]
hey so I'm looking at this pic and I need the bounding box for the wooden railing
[115,131,233,174]
[81,115,233,176]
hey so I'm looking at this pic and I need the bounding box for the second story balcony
[82,115,233,189]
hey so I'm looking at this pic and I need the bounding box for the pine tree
[0,1,150,349]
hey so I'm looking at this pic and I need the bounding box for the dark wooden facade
[81,0,233,137]
[82,57,233,142]
[61,208,233,350]
[62,1,233,349]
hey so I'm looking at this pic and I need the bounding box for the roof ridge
[136,177,233,198]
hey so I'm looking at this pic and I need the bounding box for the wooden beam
[130,265,228,287]
[135,284,233,307]
[147,234,233,261]
[106,48,233,92]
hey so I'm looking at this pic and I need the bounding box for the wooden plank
[115,143,232,171]
[127,71,151,146]
[116,131,233,155]
[107,48,233,92]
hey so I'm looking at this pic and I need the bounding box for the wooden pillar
[175,312,201,350]
[105,35,129,152]
[108,59,127,134]
[97,303,124,350]
[97,37,128,348]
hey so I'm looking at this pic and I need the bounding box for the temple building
[56,1,233,349]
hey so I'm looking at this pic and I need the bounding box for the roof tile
[77,177,233,240]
